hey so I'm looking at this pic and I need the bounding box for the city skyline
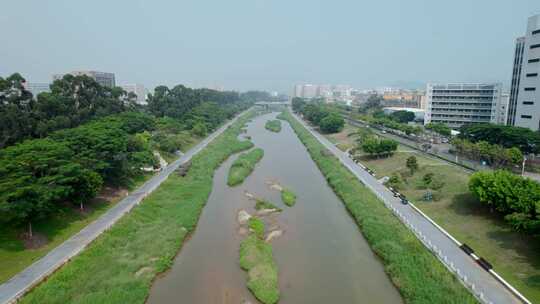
[1,1,539,93]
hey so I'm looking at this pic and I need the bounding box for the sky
[1,0,539,93]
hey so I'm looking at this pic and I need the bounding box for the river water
[146,112,402,304]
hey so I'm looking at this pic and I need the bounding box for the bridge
[254,101,290,110]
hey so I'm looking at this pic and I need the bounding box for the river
[146,112,402,304]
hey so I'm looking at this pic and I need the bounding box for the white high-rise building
[53,70,116,88]
[24,82,50,98]
[120,84,146,105]
[424,83,503,129]
[507,14,540,130]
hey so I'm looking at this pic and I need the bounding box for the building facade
[120,84,146,104]
[507,37,526,126]
[53,70,116,87]
[507,14,540,130]
[424,83,503,129]
[24,82,50,98]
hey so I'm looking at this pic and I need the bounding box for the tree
[192,121,208,137]
[319,113,345,133]
[425,122,451,136]
[406,156,419,175]
[361,136,397,158]
[469,170,540,233]
[359,95,381,113]
[459,123,540,154]
[0,139,101,235]
[390,110,415,123]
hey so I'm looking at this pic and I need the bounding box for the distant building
[53,70,116,87]
[24,82,50,98]
[497,93,510,125]
[120,84,146,104]
[507,14,540,130]
[424,83,503,129]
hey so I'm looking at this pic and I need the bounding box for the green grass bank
[240,218,279,304]
[19,112,255,304]
[227,148,264,186]
[280,188,296,207]
[264,120,282,133]
[280,110,477,304]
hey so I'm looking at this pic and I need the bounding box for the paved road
[292,112,522,304]
[0,111,246,304]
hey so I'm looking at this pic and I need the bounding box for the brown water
[146,113,403,304]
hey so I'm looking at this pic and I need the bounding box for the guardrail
[346,150,532,304]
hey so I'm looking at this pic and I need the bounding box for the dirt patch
[135,266,154,278]
[20,232,48,250]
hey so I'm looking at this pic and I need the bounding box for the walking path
[0,111,246,304]
[292,112,524,304]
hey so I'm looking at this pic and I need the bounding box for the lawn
[19,111,255,304]
[227,148,264,186]
[327,123,540,303]
[282,111,476,303]
[0,172,153,284]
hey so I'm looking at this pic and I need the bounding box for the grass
[240,218,279,304]
[330,124,540,303]
[255,199,281,211]
[248,217,265,239]
[227,148,264,186]
[280,189,296,207]
[264,120,282,133]
[0,172,153,284]
[19,111,255,304]
[281,110,477,303]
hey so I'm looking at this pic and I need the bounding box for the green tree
[390,110,415,123]
[0,139,100,235]
[192,121,208,137]
[319,113,345,133]
[469,170,540,233]
[406,156,419,175]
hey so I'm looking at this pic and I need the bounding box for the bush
[319,113,345,133]
[469,170,540,233]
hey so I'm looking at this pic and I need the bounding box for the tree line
[0,73,140,148]
[292,97,345,133]
[469,170,540,234]
[451,138,523,169]
[0,72,255,236]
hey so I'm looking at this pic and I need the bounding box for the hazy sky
[1,0,539,93]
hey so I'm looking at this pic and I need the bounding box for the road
[0,110,247,304]
[292,112,522,304]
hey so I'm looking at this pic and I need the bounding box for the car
[400,198,409,205]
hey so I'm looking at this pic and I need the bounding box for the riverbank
[280,110,477,303]
[17,111,255,304]
[325,122,540,302]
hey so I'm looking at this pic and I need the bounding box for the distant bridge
[254,101,290,105]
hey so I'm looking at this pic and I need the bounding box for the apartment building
[53,70,116,88]
[507,14,540,130]
[424,83,503,129]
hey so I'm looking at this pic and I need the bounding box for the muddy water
[147,113,402,304]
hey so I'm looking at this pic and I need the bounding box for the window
[531,44,540,49]
[529,58,540,63]
[527,73,539,77]
[533,29,540,35]
[525,87,536,91]
[523,101,534,105]
[522,115,533,119]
